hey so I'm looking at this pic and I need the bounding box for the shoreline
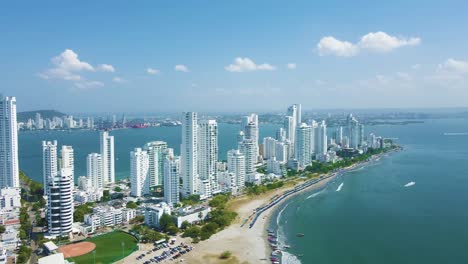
[182,148,398,264]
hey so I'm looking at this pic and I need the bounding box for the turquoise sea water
[270,118,468,264]
[18,123,280,183]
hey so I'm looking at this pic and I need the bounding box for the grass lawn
[68,231,138,264]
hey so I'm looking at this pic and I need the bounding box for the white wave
[282,251,302,264]
[336,182,344,192]
[276,201,291,226]
[404,181,415,187]
[305,189,325,200]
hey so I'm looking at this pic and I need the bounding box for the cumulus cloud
[39,49,114,89]
[147,68,160,75]
[225,57,276,72]
[174,64,189,72]
[286,63,297,69]
[98,64,115,72]
[358,31,420,52]
[438,58,468,74]
[74,81,104,90]
[317,31,421,57]
[317,37,359,57]
[112,77,127,83]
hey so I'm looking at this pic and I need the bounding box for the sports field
[67,231,138,264]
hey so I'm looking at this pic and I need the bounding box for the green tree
[126,201,138,209]
[180,220,191,230]
[158,213,174,232]
[0,225,5,234]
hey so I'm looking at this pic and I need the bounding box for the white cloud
[39,49,113,89]
[112,77,126,83]
[317,32,421,57]
[358,31,420,52]
[174,64,189,72]
[317,36,359,57]
[147,68,160,75]
[98,64,115,72]
[412,64,421,70]
[438,58,468,74]
[286,63,297,69]
[74,81,104,90]
[225,57,276,72]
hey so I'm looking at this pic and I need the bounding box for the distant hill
[17,110,67,122]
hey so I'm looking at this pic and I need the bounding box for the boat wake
[305,189,325,200]
[336,182,344,192]
[443,132,468,136]
[404,181,415,187]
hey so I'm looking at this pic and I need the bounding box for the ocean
[269,118,468,263]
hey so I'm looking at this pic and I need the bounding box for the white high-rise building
[347,114,360,149]
[100,131,115,184]
[276,128,286,142]
[316,121,328,156]
[284,116,295,149]
[144,141,168,187]
[163,154,180,206]
[87,153,103,189]
[295,123,313,168]
[0,96,19,188]
[242,114,259,159]
[227,149,245,190]
[275,141,289,164]
[238,139,256,177]
[42,140,58,195]
[336,126,343,146]
[46,167,74,237]
[198,120,218,193]
[130,148,149,197]
[180,112,198,197]
[263,137,277,160]
[60,145,74,179]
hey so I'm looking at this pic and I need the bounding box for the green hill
[17,110,67,122]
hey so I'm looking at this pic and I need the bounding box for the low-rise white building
[173,206,211,228]
[84,206,136,232]
[0,188,20,210]
[143,203,171,228]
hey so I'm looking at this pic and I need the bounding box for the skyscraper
[238,139,256,179]
[295,123,313,168]
[47,167,74,236]
[144,141,168,187]
[60,145,74,179]
[316,120,328,156]
[284,116,295,152]
[227,149,245,190]
[198,120,218,193]
[0,96,19,188]
[100,131,115,184]
[87,153,103,189]
[130,148,149,197]
[42,140,58,195]
[242,114,259,159]
[181,112,199,197]
[163,154,180,206]
[263,137,277,160]
[347,114,360,149]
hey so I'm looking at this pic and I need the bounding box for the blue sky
[2,0,468,113]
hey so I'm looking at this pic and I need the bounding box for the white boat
[404,181,415,187]
[336,183,344,192]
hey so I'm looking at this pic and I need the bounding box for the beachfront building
[87,153,103,189]
[198,120,218,195]
[0,95,19,188]
[130,148,150,197]
[242,114,259,159]
[238,139,256,182]
[46,168,74,237]
[143,141,168,187]
[42,141,58,195]
[295,123,313,168]
[227,149,246,190]
[60,145,74,179]
[316,120,328,158]
[100,131,115,184]
[163,154,180,206]
[173,206,211,228]
[181,112,199,197]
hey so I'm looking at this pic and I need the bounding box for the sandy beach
[183,175,337,264]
